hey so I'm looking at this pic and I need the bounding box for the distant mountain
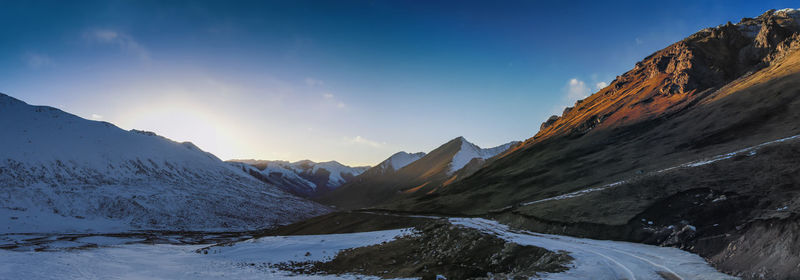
[366,151,426,176]
[229,159,369,197]
[449,137,517,173]
[318,137,519,209]
[0,93,329,233]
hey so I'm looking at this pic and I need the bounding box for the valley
[5,4,800,280]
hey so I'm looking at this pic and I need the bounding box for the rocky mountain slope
[228,159,369,197]
[0,93,330,233]
[381,8,800,279]
[318,137,519,209]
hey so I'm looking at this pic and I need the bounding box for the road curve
[450,218,737,280]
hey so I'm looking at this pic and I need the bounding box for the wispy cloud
[84,29,150,61]
[564,78,590,103]
[595,81,608,90]
[90,114,104,120]
[22,52,53,69]
[322,92,346,109]
[346,136,385,148]
[305,77,324,87]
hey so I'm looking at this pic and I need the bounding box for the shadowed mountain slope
[318,137,518,210]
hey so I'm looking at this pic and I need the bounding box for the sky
[1,0,797,166]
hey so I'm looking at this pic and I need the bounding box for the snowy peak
[310,160,370,187]
[378,151,426,172]
[230,159,369,196]
[318,136,520,210]
[449,137,519,174]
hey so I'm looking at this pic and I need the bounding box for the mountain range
[318,136,519,209]
[227,159,369,197]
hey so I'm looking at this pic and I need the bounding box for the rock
[540,115,560,131]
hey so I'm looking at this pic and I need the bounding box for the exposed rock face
[539,115,560,130]
[534,9,800,140]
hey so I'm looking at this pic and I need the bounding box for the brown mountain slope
[387,9,800,216]
[317,137,465,209]
[532,11,800,142]
[318,137,518,209]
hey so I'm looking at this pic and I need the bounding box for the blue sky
[1,0,797,165]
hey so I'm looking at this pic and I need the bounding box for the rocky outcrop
[277,220,573,279]
[539,115,560,130]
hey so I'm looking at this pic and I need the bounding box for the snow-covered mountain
[229,159,369,197]
[0,93,329,233]
[375,152,426,173]
[319,137,519,209]
[449,137,518,174]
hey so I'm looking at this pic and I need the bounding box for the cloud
[84,29,150,61]
[90,114,103,120]
[305,77,324,87]
[22,52,53,69]
[595,81,608,90]
[322,93,345,108]
[564,78,590,103]
[635,37,643,45]
[346,136,385,148]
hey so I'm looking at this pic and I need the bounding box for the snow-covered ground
[0,228,414,280]
[0,93,329,233]
[452,218,737,280]
[0,217,735,279]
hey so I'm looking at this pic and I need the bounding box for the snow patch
[737,24,761,38]
[449,138,518,174]
[380,152,426,171]
[235,159,368,190]
[0,229,414,279]
[311,161,369,187]
[204,228,415,263]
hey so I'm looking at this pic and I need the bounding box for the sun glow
[115,95,252,161]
